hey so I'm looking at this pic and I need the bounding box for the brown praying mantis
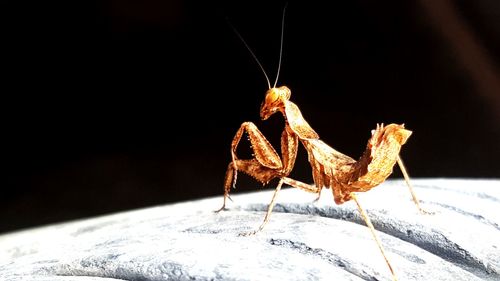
[217,7,426,281]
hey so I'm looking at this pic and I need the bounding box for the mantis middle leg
[241,177,322,235]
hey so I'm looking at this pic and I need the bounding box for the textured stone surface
[0,179,499,281]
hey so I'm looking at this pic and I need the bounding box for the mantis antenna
[229,23,271,89]
[273,3,287,88]
[229,4,288,90]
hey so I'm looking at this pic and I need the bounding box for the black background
[2,0,499,234]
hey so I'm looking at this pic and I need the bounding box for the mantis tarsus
[217,7,426,281]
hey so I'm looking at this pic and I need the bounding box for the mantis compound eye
[265,89,280,104]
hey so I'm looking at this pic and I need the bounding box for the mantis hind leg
[396,156,430,214]
[351,193,398,281]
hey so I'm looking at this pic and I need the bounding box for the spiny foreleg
[216,159,284,212]
[216,122,283,212]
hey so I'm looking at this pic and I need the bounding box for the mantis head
[229,5,289,121]
[260,86,291,120]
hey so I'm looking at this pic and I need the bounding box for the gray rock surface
[0,179,499,281]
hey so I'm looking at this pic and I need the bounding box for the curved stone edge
[0,179,498,281]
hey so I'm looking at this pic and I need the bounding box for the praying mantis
[217,7,426,281]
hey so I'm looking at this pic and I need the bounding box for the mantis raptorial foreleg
[216,122,285,212]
